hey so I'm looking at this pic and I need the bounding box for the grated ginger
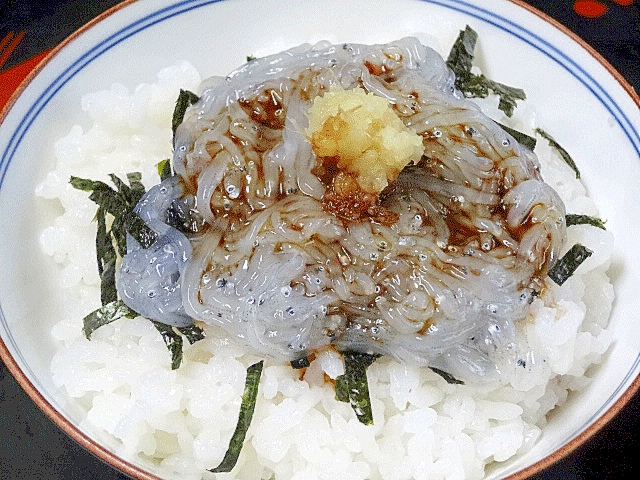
[306,87,425,194]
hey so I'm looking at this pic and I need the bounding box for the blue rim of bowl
[0,0,639,478]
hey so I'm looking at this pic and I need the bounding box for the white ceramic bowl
[1,0,639,478]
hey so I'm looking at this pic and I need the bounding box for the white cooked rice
[36,57,614,480]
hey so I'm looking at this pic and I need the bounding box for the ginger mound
[306,87,425,195]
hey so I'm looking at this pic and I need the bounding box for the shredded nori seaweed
[429,367,465,385]
[290,356,311,369]
[335,352,380,425]
[151,322,206,370]
[177,323,206,345]
[151,321,186,370]
[535,128,580,178]
[172,89,200,142]
[446,25,476,81]
[156,157,203,237]
[548,243,593,286]
[496,122,537,151]
[111,172,155,251]
[71,169,205,369]
[446,25,526,117]
[70,174,156,256]
[164,197,203,236]
[82,300,138,339]
[71,174,156,303]
[565,214,606,230]
[210,360,264,473]
[95,205,118,305]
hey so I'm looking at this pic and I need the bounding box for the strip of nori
[70,175,157,256]
[72,173,204,367]
[446,26,526,117]
[177,323,206,344]
[172,89,200,141]
[335,352,380,425]
[429,367,465,385]
[151,321,185,370]
[565,214,606,229]
[95,206,118,305]
[82,300,138,339]
[210,361,264,473]
[535,128,580,178]
[496,122,537,151]
[548,243,593,286]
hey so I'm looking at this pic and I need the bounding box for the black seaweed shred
[70,174,156,256]
[335,352,380,425]
[164,197,203,236]
[71,169,205,369]
[496,122,537,151]
[290,356,311,369]
[565,214,606,230]
[70,174,156,305]
[177,323,207,345]
[548,243,593,286]
[172,89,200,143]
[95,205,118,305]
[429,367,465,385]
[210,361,264,473]
[82,300,138,339]
[535,128,581,179]
[446,25,526,117]
[151,321,207,370]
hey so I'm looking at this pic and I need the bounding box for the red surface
[0,49,52,112]
[573,0,609,18]
[573,0,636,18]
